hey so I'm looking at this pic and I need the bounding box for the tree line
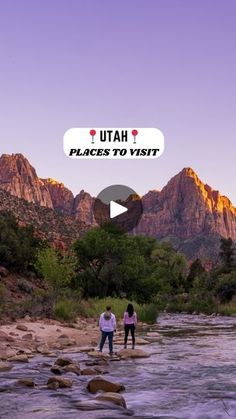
[0,212,235,312]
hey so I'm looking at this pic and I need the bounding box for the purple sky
[0,0,235,203]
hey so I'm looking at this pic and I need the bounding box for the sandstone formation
[0,153,53,208]
[73,190,95,224]
[137,168,236,241]
[42,178,74,215]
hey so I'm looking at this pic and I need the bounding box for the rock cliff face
[42,178,74,215]
[73,190,95,224]
[0,154,235,260]
[137,168,236,241]
[0,154,53,208]
[137,168,236,240]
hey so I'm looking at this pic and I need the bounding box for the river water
[1,313,236,419]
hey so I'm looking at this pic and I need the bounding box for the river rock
[94,366,109,374]
[0,361,13,371]
[64,364,81,375]
[36,345,51,355]
[87,376,125,394]
[5,348,17,358]
[85,359,109,367]
[22,333,33,340]
[57,338,76,347]
[87,350,108,358]
[96,392,127,408]
[16,324,28,332]
[55,357,74,367]
[9,354,29,362]
[51,365,63,375]
[117,348,150,358]
[80,347,95,353]
[81,368,98,375]
[58,334,69,339]
[75,400,129,412]
[47,381,59,390]
[18,379,35,387]
[47,377,73,388]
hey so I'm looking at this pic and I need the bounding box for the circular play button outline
[93,184,143,233]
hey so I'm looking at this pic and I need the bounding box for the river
[1,313,236,419]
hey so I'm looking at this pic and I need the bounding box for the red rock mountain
[0,153,53,208]
[0,153,235,260]
[138,168,236,240]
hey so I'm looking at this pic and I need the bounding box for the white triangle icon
[110,200,128,219]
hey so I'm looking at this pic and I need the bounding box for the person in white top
[99,305,117,355]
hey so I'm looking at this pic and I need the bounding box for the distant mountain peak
[42,178,65,187]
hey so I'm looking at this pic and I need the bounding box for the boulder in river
[55,357,75,367]
[63,364,81,375]
[17,379,35,388]
[0,361,13,371]
[36,345,52,355]
[87,376,125,394]
[75,399,132,414]
[117,348,150,359]
[96,392,127,408]
[51,365,63,375]
[9,354,29,362]
[47,376,73,388]
[87,350,109,359]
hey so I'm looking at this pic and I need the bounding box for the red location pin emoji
[132,129,138,144]
[90,129,96,144]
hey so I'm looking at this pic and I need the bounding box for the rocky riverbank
[2,314,236,418]
[0,316,161,417]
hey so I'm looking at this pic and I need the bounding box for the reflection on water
[1,313,236,418]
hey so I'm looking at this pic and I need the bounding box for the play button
[93,185,143,233]
[110,201,128,219]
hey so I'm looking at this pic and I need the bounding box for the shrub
[76,297,158,324]
[214,272,236,303]
[138,303,159,323]
[53,299,78,321]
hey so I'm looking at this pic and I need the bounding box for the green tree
[214,271,236,303]
[186,258,205,290]
[0,212,44,272]
[35,247,76,290]
[219,238,235,270]
[73,226,187,303]
[151,242,187,294]
[73,225,160,302]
